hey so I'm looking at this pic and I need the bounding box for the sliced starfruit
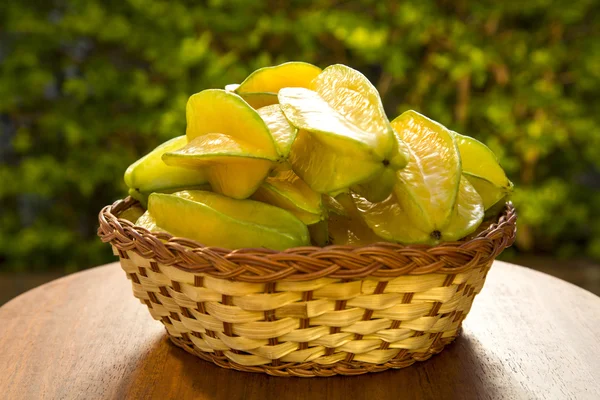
[279,64,409,198]
[128,184,211,209]
[148,190,309,250]
[124,136,209,195]
[118,204,146,223]
[135,210,166,233]
[252,170,325,225]
[257,104,298,172]
[328,194,383,246]
[352,110,484,244]
[452,131,514,210]
[234,61,321,109]
[353,175,484,244]
[163,90,279,199]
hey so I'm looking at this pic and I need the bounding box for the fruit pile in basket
[121,62,513,250]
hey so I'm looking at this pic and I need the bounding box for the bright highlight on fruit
[121,62,512,250]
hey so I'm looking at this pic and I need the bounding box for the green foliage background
[1,0,599,272]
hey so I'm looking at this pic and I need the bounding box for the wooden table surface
[0,261,599,400]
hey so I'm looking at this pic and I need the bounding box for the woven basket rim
[97,197,517,282]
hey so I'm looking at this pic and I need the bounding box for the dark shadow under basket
[98,197,516,377]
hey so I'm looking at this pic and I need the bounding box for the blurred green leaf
[1,0,599,271]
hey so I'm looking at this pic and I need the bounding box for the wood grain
[0,261,598,400]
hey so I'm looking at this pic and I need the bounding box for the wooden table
[1,261,599,400]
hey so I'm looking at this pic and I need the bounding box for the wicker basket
[98,197,516,377]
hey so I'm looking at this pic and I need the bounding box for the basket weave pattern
[98,197,516,377]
